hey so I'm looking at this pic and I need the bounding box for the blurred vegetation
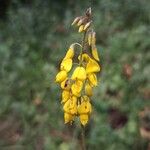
[0,0,150,149]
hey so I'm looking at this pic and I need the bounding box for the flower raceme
[55,8,101,126]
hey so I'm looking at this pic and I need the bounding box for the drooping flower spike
[55,8,101,126]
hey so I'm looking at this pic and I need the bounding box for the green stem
[79,31,87,66]
[81,125,86,150]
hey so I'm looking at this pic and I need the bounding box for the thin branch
[79,31,87,66]
[81,125,86,150]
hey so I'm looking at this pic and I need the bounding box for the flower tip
[81,120,88,126]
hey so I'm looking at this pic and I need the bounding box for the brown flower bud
[86,7,92,17]
[91,31,96,45]
[88,32,92,46]
[77,17,87,26]
[84,21,92,30]
[71,17,81,26]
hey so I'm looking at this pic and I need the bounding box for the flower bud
[71,17,80,26]
[92,31,96,45]
[86,7,92,17]
[92,46,100,61]
[64,45,74,59]
[77,17,87,26]
[88,32,92,46]
[84,21,91,30]
[78,25,84,33]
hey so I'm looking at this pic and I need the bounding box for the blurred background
[0,0,150,150]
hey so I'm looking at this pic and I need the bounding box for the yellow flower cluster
[55,8,101,126]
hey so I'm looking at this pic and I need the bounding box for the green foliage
[0,0,150,149]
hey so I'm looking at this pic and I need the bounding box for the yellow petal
[70,96,78,115]
[92,46,100,61]
[79,114,89,126]
[63,97,77,115]
[55,70,67,83]
[83,96,92,114]
[64,113,74,124]
[71,67,86,81]
[71,80,83,97]
[77,97,92,114]
[87,73,97,87]
[60,58,72,72]
[78,25,84,33]
[63,100,70,113]
[86,58,100,73]
[61,90,70,103]
[78,53,90,62]
[60,78,71,90]
[85,82,93,96]
[64,46,74,60]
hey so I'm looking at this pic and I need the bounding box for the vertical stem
[81,125,86,150]
[79,31,87,150]
[79,31,87,66]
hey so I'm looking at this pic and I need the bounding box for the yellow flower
[71,67,86,81]
[55,9,102,126]
[77,96,92,114]
[60,58,72,72]
[92,46,100,62]
[78,53,90,62]
[71,80,83,97]
[86,58,100,73]
[85,82,93,96]
[55,70,67,83]
[61,78,71,90]
[61,90,70,103]
[79,114,89,126]
[64,113,74,124]
[64,46,74,60]
[63,96,77,115]
[87,73,98,87]
[70,96,78,115]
